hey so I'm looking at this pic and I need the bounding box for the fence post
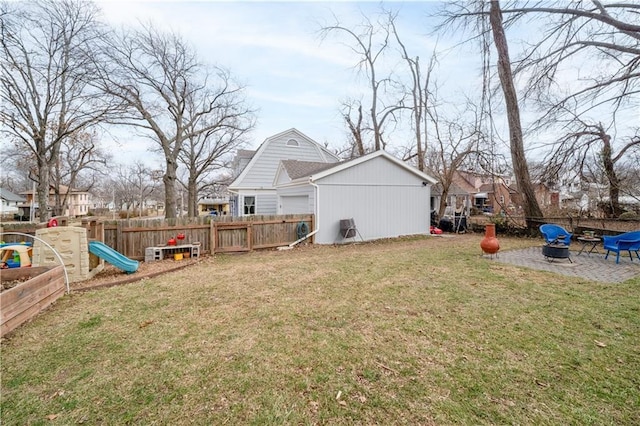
[210,219,216,254]
[247,223,253,251]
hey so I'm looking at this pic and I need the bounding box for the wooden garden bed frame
[1,265,65,337]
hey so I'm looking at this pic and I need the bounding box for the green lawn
[2,235,639,425]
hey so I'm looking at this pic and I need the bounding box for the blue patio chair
[603,231,640,264]
[539,224,572,246]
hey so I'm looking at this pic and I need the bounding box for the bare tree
[425,102,483,217]
[321,11,406,151]
[109,162,158,218]
[0,0,117,222]
[541,115,640,216]
[339,98,366,158]
[497,1,640,216]
[178,90,254,217]
[501,1,640,117]
[96,25,251,219]
[488,1,543,221]
[441,1,639,219]
[50,129,111,215]
[390,18,437,172]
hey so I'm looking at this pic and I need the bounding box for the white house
[275,150,437,244]
[0,188,26,217]
[228,128,340,216]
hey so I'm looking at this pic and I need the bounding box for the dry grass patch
[2,235,639,425]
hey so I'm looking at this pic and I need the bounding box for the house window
[243,196,255,215]
[286,138,299,147]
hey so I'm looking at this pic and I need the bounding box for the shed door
[280,195,309,214]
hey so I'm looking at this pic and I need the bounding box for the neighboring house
[275,150,437,244]
[475,182,517,214]
[429,171,516,215]
[228,128,340,216]
[21,185,91,217]
[0,188,26,216]
[533,183,557,210]
[431,177,474,216]
[198,198,230,215]
[452,171,521,214]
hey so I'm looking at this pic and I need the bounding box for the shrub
[618,211,639,220]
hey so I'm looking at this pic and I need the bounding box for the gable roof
[280,160,337,180]
[431,181,469,197]
[20,184,88,195]
[229,128,340,190]
[0,188,26,203]
[452,172,478,193]
[310,150,437,184]
[280,150,437,186]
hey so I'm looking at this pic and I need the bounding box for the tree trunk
[163,158,178,219]
[438,188,449,218]
[37,156,50,223]
[187,175,198,217]
[489,0,543,224]
[601,133,622,217]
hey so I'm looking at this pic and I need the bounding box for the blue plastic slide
[89,241,139,273]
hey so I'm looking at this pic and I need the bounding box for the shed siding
[312,155,431,244]
[318,155,426,186]
[315,184,430,244]
[280,196,310,214]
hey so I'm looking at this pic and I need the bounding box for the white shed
[275,150,437,244]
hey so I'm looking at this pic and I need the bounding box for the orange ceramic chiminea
[481,223,500,256]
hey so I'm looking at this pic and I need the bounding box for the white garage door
[280,195,309,214]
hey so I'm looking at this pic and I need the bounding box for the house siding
[230,129,339,216]
[233,130,338,190]
[256,193,277,215]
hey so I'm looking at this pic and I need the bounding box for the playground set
[0,242,33,269]
[1,216,200,337]
[26,217,139,283]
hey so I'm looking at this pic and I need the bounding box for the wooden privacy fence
[101,214,314,260]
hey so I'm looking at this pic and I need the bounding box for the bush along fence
[1,214,314,260]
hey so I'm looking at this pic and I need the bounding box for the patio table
[577,236,601,255]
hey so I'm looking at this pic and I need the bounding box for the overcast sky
[98,0,482,167]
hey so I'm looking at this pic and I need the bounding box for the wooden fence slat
[2,214,315,259]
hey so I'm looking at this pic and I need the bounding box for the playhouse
[0,243,32,268]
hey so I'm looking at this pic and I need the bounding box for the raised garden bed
[1,265,65,337]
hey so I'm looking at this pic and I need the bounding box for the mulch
[71,258,204,292]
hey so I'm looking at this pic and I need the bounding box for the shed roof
[278,150,437,187]
[310,150,437,184]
